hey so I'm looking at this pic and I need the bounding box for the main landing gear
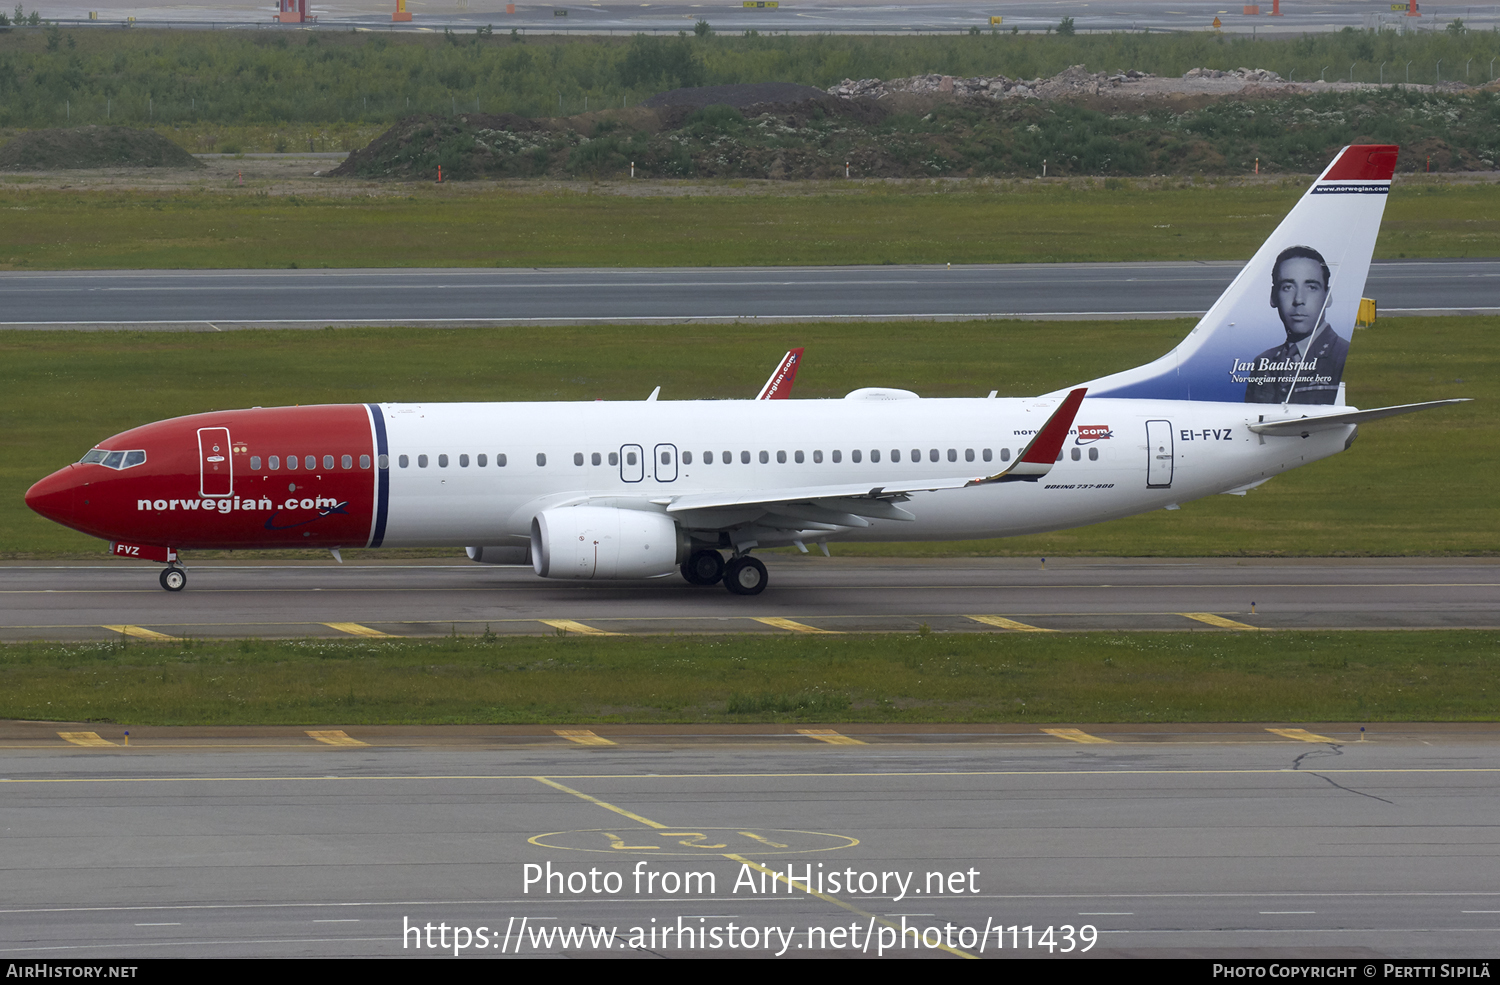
[159,564,187,592]
[680,550,768,595]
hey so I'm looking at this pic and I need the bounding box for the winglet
[757,348,804,400]
[970,388,1087,485]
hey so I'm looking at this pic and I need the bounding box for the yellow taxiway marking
[101,624,180,641]
[57,731,117,747]
[752,617,841,634]
[532,776,669,829]
[539,619,623,637]
[322,622,395,638]
[1266,728,1338,744]
[305,730,369,747]
[796,729,865,745]
[554,730,617,747]
[967,615,1056,632]
[1180,612,1259,630]
[1042,728,1113,744]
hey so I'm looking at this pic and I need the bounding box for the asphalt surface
[38,0,1500,35]
[2,260,1497,330]
[5,729,1500,958]
[3,557,1495,641]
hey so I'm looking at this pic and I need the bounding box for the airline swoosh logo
[263,501,350,531]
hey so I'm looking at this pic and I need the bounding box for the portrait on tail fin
[1242,246,1349,405]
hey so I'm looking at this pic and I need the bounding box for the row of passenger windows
[251,454,371,472]
[392,448,1045,468]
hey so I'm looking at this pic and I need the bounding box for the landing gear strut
[159,564,186,592]
[722,555,767,596]
[680,549,725,586]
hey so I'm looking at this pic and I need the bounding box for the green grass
[5,631,1497,726]
[2,316,1491,558]
[0,178,1496,270]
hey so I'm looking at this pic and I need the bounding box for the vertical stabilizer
[1078,145,1398,404]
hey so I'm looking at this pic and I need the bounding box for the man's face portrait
[1270,255,1329,342]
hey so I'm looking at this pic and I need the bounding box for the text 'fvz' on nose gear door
[1145,420,1174,488]
[654,444,677,482]
[619,444,644,483]
[198,427,233,498]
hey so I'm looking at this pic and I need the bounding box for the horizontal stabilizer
[1248,398,1469,436]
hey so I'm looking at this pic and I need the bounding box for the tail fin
[757,348,803,399]
[1078,145,1398,405]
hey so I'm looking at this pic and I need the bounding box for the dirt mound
[0,126,204,170]
[329,113,550,180]
[642,82,827,110]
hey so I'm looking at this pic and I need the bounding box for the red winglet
[1322,144,1399,182]
[975,388,1087,484]
[757,348,804,400]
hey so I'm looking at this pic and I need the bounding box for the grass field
[5,631,1496,726]
[0,178,1496,269]
[3,315,1491,559]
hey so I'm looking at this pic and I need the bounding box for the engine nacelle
[466,545,532,565]
[530,507,688,580]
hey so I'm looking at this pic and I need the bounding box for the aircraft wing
[756,348,804,400]
[663,388,1087,529]
[1247,398,1469,436]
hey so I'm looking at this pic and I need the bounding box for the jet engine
[530,507,688,580]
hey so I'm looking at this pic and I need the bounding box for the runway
[3,557,1495,641]
[2,260,1497,330]
[4,728,1500,958]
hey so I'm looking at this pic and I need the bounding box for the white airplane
[26,144,1464,595]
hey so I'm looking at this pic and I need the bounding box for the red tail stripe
[1322,144,1399,182]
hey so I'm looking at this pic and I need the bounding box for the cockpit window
[79,448,147,470]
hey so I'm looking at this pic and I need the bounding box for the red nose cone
[25,466,80,528]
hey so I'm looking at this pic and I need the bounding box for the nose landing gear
[159,564,187,592]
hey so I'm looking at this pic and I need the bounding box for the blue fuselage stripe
[367,403,390,548]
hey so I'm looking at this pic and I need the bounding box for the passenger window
[871,449,881,463]
[812,450,822,464]
[891,449,900,463]
[459,454,469,467]
[1001,448,1011,462]
[307,456,317,470]
[287,455,298,470]
[914,449,923,463]
[794,451,804,464]
[438,454,449,468]
[124,451,146,468]
[250,455,261,470]
[759,451,769,464]
[982,449,992,462]
[683,451,693,465]
[741,451,750,464]
[497,454,507,467]
[342,454,353,469]
[947,449,957,462]
[965,448,974,462]
[702,451,714,464]
[591,452,602,466]
[1089,447,1099,461]
[321,455,332,470]
[477,454,487,467]
[851,450,861,463]
[418,455,428,468]
[360,454,371,469]
[661,450,672,465]
[574,452,584,466]
[270,455,280,470]
[776,451,786,464]
[399,455,409,468]
[1071,447,1081,461]
[722,451,731,464]
[626,451,637,466]
[608,452,618,466]
[537,453,547,467]
[831,450,841,463]
[374,455,385,469]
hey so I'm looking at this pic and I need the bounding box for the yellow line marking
[752,617,841,634]
[553,730,617,746]
[322,622,395,638]
[796,729,866,745]
[305,730,369,747]
[602,831,661,850]
[57,731,117,747]
[723,854,977,959]
[1180,612,1259,630]
[539,619,623,636]
[532,776,669,829]
[100,624,180,641]
[738,830,790,848]
[967,615,1056,632]
[1042,728,1113,744]
[1267,728,1339,743]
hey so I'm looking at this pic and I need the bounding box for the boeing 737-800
[25,145,1464,595]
